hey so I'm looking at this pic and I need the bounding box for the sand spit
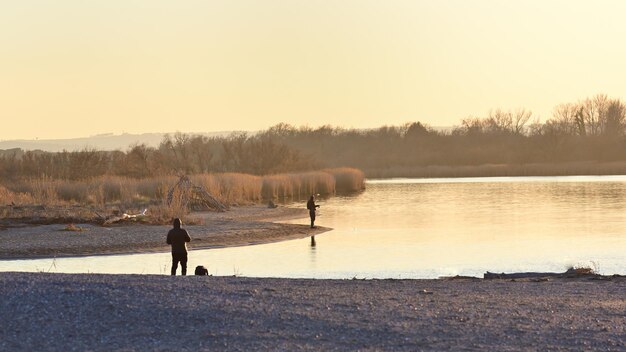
[0,272,624,351]
[0,205,328,259]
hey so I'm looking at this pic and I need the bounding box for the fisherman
[166,218,191,275]
[306,195,320,228]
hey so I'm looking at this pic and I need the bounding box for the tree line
[0,134,315,180]
[1,94,625,180]
[260,94,626,172]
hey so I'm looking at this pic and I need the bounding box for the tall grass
[262,172,335,200]
[148,186,193,224]
[0,185,35,205]
[6,175,179,206]
[323,167,366,192]
[0,168,366,208]
[192,173,263,205]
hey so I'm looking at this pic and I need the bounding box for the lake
[2,176,626,279]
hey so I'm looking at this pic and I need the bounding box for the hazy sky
[2,1,626,139]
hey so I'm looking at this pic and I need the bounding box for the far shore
[0,205,330,260]
[365,161,626,179]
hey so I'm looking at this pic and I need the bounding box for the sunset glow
[2,0,626,139]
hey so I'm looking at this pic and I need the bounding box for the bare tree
[604,99,626,136]
[550,103,579,136]
[580,94,609,136]
[512,109,532,135]
[487,109,513,134]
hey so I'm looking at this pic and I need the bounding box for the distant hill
[0,132,235,152]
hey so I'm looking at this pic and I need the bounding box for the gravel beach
[0,205,328,259]
[2,205,625,351]
[1,272,624,351]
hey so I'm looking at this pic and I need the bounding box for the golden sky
[2,1,626,139]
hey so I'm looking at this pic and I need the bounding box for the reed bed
[0,185,35,205]
[6,176,177,207]
[262,172,334,200]
[0,168,366,209]
[147,186,196,225]
[323,167,366,192]
[192,173,263,205]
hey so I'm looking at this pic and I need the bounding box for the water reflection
[309,236,316,266]
[2,176,626,278]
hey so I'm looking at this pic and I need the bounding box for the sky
[2,0,626,140]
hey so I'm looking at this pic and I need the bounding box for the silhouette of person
[166,218,191,275]
[306,195,320,228]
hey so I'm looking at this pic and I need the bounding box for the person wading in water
[307,195,320,229]
[166,218,191,275]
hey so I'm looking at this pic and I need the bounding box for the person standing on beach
[166,218,191,276]
[307,195,320,229]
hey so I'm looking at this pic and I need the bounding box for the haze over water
[2,176,625,278]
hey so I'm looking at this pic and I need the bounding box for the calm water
[2,176,626,279]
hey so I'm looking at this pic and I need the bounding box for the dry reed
[192,173,263,205]
[261,172,336,199]
[147,186,201,225]
[323,167,366,192]
[0,185,35,205]
[0,169,366,212]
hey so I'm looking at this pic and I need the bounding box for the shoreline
[0,205,331,260]
[364,161,626,179]
[0,228,331,262]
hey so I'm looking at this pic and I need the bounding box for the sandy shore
[0,205,329,259]
[0,272,624,351]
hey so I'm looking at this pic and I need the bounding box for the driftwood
[440,275,481,281]
[103,209,147,225]
[484,267,597,280]
[167,175,228,212]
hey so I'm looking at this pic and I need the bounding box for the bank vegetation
[1,93,625,182]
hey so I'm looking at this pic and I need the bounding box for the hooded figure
[166,218,191,275]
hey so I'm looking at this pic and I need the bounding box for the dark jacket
[307,199,317,213]
[167,228,191,253]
